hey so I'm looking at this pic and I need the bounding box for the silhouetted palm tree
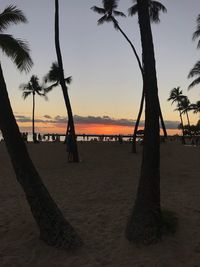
[54,0,79,162]
[91,0,167,153]
[125,0,162,244]
[179,96,192,129]
[168,87,186,143]
[192,14,200,48]
[20,75,47,143]
[188,61,200,90]
[0,5,82,248]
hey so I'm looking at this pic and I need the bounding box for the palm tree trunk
[54,0,79,162]
[32,92,36,143]
[126,0,162,244]
[115,21,167,151]
[0,64,82,248]
[178,103,186,144]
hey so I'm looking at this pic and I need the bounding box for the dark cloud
[15,114,180,129]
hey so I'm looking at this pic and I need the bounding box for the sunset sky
[0,0,200,135]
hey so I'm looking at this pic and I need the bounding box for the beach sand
[0,141,200,267]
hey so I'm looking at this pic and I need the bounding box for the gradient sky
[0,0,200,134]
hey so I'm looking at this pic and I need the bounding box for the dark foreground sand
[0,141,200,267]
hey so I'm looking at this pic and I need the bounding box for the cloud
[15,113,180,129]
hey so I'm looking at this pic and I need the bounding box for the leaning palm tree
[192,14,200,49]
[20,75,47,143]
[0,4,82,248]
[125,0,162,244]
[168,87,186,143]
[91,0,167,153]
[188,61,200,90]
[54,0,79,162]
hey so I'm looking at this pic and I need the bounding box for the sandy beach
[0,141,200,267]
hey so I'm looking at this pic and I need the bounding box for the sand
[0,141,200,267]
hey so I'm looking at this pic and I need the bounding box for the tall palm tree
[0,5,82,248]
[20,75,47,143]
[125,0,162,244]
[168,87,186,143]
[188,61,200,90]
[192,14,200,49]
[54,0,79,162]
[128,0,167,151]
[91,0,167,153]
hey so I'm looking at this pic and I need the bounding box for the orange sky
[17,122,181,136]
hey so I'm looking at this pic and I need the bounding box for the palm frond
[0,5,27,32]
[97,14,109,25]
[188,61,200,78]
[45,62,60,82]
[64,76,72,85]
[0,34,33,72]
[188,77,200,90]
[22,91,31,99]
[90,6,105,15]
[103,0,118,11]
[113,10,126,17]
[44,82,59,93]
[128,4,138,16]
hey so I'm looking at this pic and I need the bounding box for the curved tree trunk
[54,0,79,162]
[126,0,162,244]
[0,64,82,248]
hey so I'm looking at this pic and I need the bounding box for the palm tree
[125,0,162,244]
[91,0,167,153]
[168,87,186,143]
[20,75,47,143]
[188,61,200,90]
[54,0,79,162]
[0,5,82,248]
[192,14,200,48]
[179,96,192,129]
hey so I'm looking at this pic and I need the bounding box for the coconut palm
[192,14,200,49]
[20,75,47,143]
[168,87,186,143]
[91,0,167,153]
[188,61,200,90]
[0,5,82,248]
[125,0,162,244]
[54,0,79,162]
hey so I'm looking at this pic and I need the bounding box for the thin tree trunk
[32,92,36,143]
[178,103,186,144]
[0,64,82,248]
[126,0,162,244]
[132,87,145,153]
[54,0,79,162]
